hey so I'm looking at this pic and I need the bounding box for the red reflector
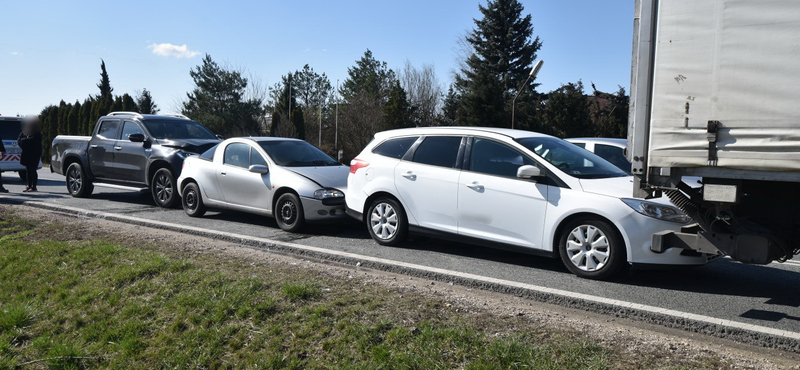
[350,159,369,174]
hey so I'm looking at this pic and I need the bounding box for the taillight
[350,159,369,174]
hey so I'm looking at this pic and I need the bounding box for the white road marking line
[16,200,800,343]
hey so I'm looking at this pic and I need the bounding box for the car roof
[566,137,627,148]
[374,126,555,140]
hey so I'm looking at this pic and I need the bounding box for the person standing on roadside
[18,116,42,193]
[0,131,7,193]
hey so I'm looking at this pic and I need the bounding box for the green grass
[0,210,730,369]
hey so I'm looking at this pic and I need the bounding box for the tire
[17,171,26,182]
[181,182,207,217]
[151,168,178,208]
[275,193,305,232]
[65,162,93,198]
[557,217,626,280]
[366,197,408,246]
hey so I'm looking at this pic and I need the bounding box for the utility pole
[334,79,339,150]
[511,60,544,130]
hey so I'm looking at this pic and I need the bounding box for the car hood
[578,176,636,199]
[284,165,349,189]
[157,138,220,154]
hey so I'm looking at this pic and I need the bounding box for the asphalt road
[2,169,799,340]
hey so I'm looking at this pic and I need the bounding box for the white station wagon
[346,127,710,279]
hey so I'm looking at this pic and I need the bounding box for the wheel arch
[147,159,174,186]
[552,212,630,262]
[62,155,88,178]
[272,186,299,211]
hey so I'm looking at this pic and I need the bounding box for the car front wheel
[366,197,408,246]
[275,193,305,232]
[152,168,177,208]
[558,217,625,280]
[181,182,207,217]
[65,163,93,198]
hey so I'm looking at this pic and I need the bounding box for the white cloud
[10,51,20,56]
[148,43,200,58]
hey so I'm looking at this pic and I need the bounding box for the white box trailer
[628,0,800,264]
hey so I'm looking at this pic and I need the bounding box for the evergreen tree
[111,96,123,112]
[440,85,460,126]
[182,54,264,136]
[538,81,592,137]
[384,81,414,129]
[456,0,542,128]
[136,89,159,114]
[267,72,300,138]
[96,59,113,101]
[68,101,80,135]
[340,49,395,100]
[291,107,305,140]
[79,98,94,135]
[121,93,137,112]
[39,105,59,163]
[57,100,69,135]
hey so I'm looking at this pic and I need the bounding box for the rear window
[372,136,418,159]
[411,136,462,168]
[0,119,22,141]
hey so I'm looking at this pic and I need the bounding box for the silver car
[177,137,349,232]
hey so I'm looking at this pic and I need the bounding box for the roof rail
[160,113,191,120]
[107,111,143,118]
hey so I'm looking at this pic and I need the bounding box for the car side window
[224,143,250,168]
[250,147,267,166]
[120,121,144,140]
[595,144,631,173]
[373,136,419,159]
[411,136,462,168]
[469,138,536,178]
[96,120,121,140]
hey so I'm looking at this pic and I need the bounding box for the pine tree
[97,59,113,101]
[456,0,542,128]
[111,96,123,112]
[79,98,94,135]
[538,81,592,137]
[136,89,159,114]
[440,85,460,126]
[57,100,69,135]
[68,101,80,135]
[384,81,414,129]
[291,107,305,140]
[121,93,137,112]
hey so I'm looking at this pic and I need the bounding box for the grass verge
[0,210,729,369]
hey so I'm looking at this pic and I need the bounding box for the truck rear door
[89,119,121,179]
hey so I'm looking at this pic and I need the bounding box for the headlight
[313,189,344,200]
[621,198,692,223]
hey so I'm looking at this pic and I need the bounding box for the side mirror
[216,134,224,140]
[129,133,146,143]
[248,164,269,175]
[517,165,542,180]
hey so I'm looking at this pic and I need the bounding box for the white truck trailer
[628,0,800,264]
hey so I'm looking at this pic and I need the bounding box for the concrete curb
[13,200,800,353]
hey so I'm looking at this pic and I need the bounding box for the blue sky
[0,0,634,116]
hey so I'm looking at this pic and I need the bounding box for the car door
[113,121,149,183]
[216,142,272,211]
[393,136,463,234]
[89,119,120,179]
[457,137,549,249]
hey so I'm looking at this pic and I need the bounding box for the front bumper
[620,211,714,266]
[300,196,349,223]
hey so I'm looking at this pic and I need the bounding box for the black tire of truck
[151,168,178,208]
[65,163,94,198]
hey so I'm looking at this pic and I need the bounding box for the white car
[177,137,349,232]
[1,116,42,180]
[567,137,702,188]
[346,127,710,279]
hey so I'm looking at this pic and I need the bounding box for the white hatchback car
[346,127,709,279]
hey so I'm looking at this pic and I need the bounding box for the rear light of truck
[350,159,369,174]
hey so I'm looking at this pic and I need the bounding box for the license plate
[703,184,737,203]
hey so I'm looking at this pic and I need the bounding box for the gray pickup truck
[51,112,220,207]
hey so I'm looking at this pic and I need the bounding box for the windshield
[258,140,340,167]
[517,137,628,179]
[141,119,216,140]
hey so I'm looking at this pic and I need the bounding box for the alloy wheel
[565,224,610,272]
[370,203,398,240]
[155,173,173,203]
[67,167,82,193]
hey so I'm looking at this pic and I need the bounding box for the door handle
[401,171,416,180]
[114,146,122,150]
[220,171,227,176]
[89,144,98,149]
[466,182,484,191]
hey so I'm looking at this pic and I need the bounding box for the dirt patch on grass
[2,204,799,369]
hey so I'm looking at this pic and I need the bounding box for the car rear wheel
[152,168,178,208]
[181,182,207,217]
[558,217,625,280]
[65,163,93,198]
[275,193,305,232]
[366,197,408,246]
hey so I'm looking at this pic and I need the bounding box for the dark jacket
[17,131,42,167]
[0,134,5,154]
